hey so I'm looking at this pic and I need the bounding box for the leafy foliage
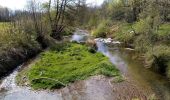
[92,20,112,38]
[113,23,135,43]
[25,43,120,89]
[0,23,40,54]
[145,45,170,72]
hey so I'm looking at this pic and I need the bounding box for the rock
[130,31,135,34]
[125,48,135,51]
[112,41,121,44]
[107,38,113,41]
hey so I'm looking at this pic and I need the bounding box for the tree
[0,6,10,22]
[27,0,48,48]
[47,0,68,40]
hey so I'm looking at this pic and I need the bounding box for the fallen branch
[31,77,66,87]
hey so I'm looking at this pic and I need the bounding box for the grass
[18,43,120,89]
[0,22,39,52]
[0,22,12,32]
[113,23,134,43]
[0,22,40,77]
[157,23,170,36]
[92,20,112,38]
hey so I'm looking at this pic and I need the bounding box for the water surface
[0,30,170,100]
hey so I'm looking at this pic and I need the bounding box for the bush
[145,45,170,74]
[166,62,170,79]
[92,20,112,38]
[0,23,41,77]
[113,23,135,43]
[133,18,151,34]
[0,23,40,50]
[134,35,152,53]
[61,26,75,36]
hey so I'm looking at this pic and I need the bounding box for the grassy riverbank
[17,43,121,89]
[92,21,170,78]
[0,22,41,78]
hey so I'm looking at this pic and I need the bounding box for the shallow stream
[0,30,170,100]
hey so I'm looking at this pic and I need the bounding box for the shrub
[0,23,40,53]
[145,45,170,74]
[113,23,135,43]
[0,23,41,77]
[133,18,151,34]
[166,62,170,79]
[92,20,112,38]
[61,26,75,36]
[156,23,170,44]
[134,35,152,53]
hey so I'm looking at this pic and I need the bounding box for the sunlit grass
[157,23,170,36]
[21,43,121,89]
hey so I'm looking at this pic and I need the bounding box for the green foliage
[107,0,126,20]
[133,18,151,34]
[166,62,170,79]
[61,26,75,36]
[156,23,170,44]
[145,45,170,74]
[157,23,170,36]
[114,23,135,43]
[92,20,112,38]
[87,15,99,29]
[0,23,40,53]
[24,43,120,89]
[134,35,152,53]
[133,17,159,52]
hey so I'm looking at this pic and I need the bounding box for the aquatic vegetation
[24,43,120,89]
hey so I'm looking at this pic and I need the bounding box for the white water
[0,66,62,100]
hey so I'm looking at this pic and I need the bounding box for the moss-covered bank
[17,43,120,89]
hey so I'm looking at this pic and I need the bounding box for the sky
[0,0,104,10]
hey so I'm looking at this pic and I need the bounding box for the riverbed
[0,30,170,100]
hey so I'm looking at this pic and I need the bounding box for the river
[0,30,170,100]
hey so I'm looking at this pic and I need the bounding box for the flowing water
[0,30,170,100]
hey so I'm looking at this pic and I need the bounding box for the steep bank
[91,22,170,78]
[0,44,41,78]
[0,22,42,78]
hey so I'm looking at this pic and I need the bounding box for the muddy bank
[0,66,150,100]
[59,75,150,100]
[0,46,41,78]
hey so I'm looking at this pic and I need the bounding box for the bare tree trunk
[48,0,67,40]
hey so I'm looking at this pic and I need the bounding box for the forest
[0,0,170,100]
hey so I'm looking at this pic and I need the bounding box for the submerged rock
[125,48,135,51]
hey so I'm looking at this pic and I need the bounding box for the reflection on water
[96,41,170,100]
[96,41,128,74]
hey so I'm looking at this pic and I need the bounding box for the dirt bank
[0,47,41,78]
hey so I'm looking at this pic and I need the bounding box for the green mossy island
[19,43,120,89]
